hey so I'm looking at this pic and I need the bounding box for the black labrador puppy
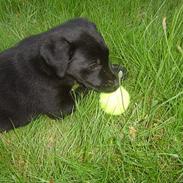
[0,18,126,132]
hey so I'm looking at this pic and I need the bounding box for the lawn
[0,0,183,182]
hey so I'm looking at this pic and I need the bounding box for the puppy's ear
[40,38,71,78]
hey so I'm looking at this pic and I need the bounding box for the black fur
[0,18,126,131]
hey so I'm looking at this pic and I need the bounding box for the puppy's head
[40,18,119,92]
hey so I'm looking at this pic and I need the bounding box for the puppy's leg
[47,94,75,119]
[0,114,36,132]
[0,117,13,132]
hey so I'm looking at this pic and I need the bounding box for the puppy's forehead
[76,32,109,57]
[48,18,109,56]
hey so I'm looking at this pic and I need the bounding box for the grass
[0,0,183,182]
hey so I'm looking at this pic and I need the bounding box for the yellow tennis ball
[99,86,130,115]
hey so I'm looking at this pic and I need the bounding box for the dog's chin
[97,86,119,93]
[78,81,118,93]
[73,77,118,93]
[94,86,118,93]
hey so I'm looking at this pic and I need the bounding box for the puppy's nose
[110,64,128,80]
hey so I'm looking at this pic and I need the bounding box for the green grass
[0,0,183,182]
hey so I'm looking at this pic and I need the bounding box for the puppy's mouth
[75,78,119,93]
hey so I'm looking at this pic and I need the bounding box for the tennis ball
[99,86,130,115]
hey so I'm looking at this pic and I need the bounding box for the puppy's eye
[89,63,98,70]
[89,60,101,70]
